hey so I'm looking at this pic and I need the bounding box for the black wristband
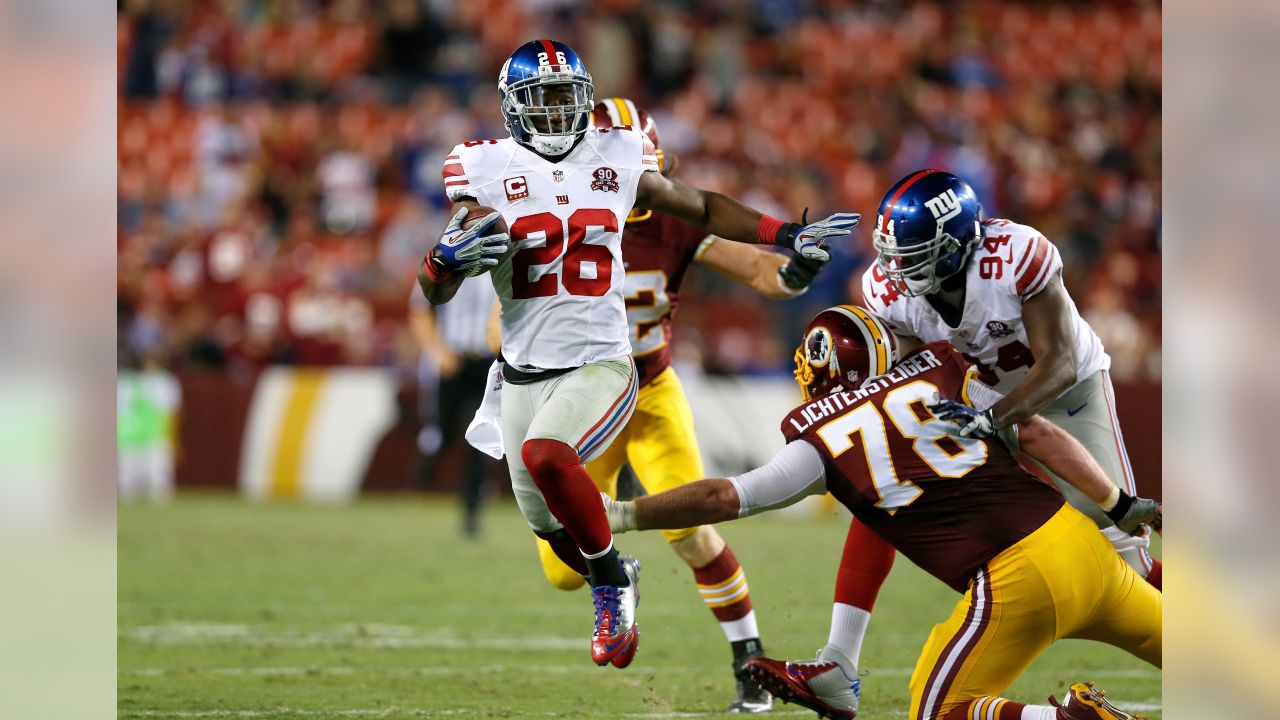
[774,222,802,249]
[1104,490,1135,523]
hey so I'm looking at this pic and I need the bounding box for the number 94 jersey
[860,219,1108,394]
[442,127,659,370]
[780,341,1064,593]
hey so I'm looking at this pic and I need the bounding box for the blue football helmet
[871,169,983,297]
[498,40,594,157]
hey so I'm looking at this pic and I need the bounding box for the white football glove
[429,207,510,276]
[790,212,861,263]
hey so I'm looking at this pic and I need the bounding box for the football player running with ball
[602,307,1162,720]
[417,40,859,670]
[750,170,1161,717]
[525,96,827,711]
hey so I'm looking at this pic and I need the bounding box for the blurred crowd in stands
[118,0,1162,381]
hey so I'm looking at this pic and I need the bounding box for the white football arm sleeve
[729,440,828,518]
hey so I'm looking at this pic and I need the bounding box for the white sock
[1022,705,1056,720]
[827,602,872,666]
[720,610,760,642]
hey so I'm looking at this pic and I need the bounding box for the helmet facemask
[500,66,594,157]
[872,220,978,297]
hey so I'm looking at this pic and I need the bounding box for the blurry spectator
[117,353,182,503]
[193,103,258,228]
[1085,284,1155,381]
[379,195,437,286]
[316,137,376,234]
[374,0,445,105]
[117,1,1162,379]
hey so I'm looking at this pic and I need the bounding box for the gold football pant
[536,367,705,590]
[908,504,1162,720]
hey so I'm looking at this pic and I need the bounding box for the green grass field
[119,494,1161,719]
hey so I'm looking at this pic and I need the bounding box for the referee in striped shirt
[408,277,498,537]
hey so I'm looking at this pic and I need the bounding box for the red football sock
[1145,559,1162,591]
[694,546,753,622]
[834,516,896,610]
[522,438,613,555]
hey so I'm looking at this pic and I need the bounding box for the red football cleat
[747,655,859,720]
[589,556,640,668]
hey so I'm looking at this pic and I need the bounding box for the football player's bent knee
[521,439,580,489]
[537,537,587,591]
[668,525,727,568]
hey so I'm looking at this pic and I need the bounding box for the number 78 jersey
[860,219,1108,393]
[443,128,659,370]
[780,341,1064,592]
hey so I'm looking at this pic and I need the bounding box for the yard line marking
[119,623,583,650]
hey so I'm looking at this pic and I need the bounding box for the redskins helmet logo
[805,327,833,368]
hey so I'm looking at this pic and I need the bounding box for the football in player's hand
[461,206,508,237]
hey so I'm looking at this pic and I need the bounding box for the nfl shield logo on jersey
[591,167,620,193]
[552,169,565,183]
[986,320,1014,338]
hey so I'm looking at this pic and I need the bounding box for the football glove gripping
[1105,491,1162,535]
[776,211,860,263]
[429,207,510,277]
[927,397,999,439]
[778,254,827,294]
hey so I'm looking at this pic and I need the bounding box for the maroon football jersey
[620,212,708,386]
[781,341,1064,592]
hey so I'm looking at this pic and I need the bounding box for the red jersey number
[961,340,1035,386]
[510,209,618,299]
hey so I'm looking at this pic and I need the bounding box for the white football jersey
[442,128,660,370]
[861,218,1108,394]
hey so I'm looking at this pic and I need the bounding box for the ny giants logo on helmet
[924,188,963,224]
[590,166,620,193]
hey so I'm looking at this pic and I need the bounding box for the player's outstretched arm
[696,238,827,299]
[417,200,510,305]
[634,170,858,262]
[987,276,1078,427]
[606,441,828,533]
[1016,415,1161,534]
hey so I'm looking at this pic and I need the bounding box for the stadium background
[117,0,1161,498]
[116,1,1161,716]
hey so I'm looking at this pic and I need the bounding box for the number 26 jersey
[442,128,660,370]
[860,219,1108,394]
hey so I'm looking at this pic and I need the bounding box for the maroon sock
[534,528,589,577]
[693,546,752,622]
[833,516,896,610]
[522,438,612,555]
[1145,559,1162,591]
